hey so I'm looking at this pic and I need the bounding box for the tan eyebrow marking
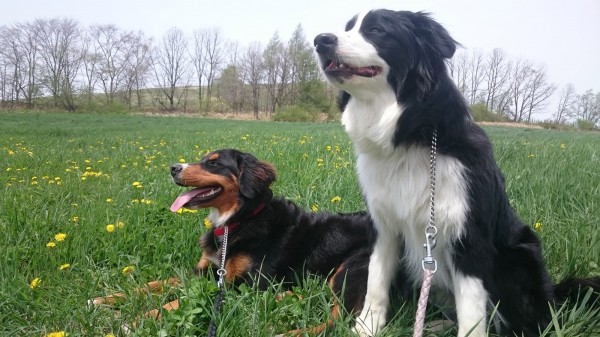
[208,153,219,161]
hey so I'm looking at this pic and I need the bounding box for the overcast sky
[2,0,599,95]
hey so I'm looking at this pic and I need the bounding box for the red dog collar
[213,203,266,237]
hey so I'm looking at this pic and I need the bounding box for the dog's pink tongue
[170,188,203,212]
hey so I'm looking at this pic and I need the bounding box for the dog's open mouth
[170,186,223,212]
[323,59,382,77]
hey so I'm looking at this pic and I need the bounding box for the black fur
[316,9,600,336]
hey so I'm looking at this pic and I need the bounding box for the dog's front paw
[353,324,374,337]
[353,308,386,336]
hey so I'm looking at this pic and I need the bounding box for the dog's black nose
[314,33,337,54]
[170,164,183,177]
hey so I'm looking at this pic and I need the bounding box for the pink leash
[413,269,435,337]
[413,129,439,337]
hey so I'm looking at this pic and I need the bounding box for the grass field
[1,112,599,337]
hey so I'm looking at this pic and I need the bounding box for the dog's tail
[554,276,600,305]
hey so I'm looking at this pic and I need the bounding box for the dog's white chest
[355,144,469,287]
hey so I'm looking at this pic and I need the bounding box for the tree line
[0,18,331,118]
[0,17,598,126]
[449,48,599,127]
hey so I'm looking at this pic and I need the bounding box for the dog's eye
[369,27,383,34]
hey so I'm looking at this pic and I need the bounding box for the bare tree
[35,18,82,110]
[81,30,101,106]
[449,50,469,97]
[506,60,555,122]
[554,83,576,124]
[575,89,600,126]
[202,28,226,112]
[241,42,264,118]
[190,29,207,110]
[149,27,191,112]
[484,48,511,113]
[523,64,556,122]
[506,59,532,121]
[0,23,39,107]
[466,49,486,105]
[91,24,135,104]
[122,31,151,110]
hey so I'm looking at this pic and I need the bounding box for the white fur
[326,13,487,337]
[454,273,488,336]
[208,208,234,228]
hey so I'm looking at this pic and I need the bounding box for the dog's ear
[411,12,457,59]
[238,154,277,199]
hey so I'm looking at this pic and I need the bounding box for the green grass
[1,112,599,337]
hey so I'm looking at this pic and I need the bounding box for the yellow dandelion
[311,204,319,212]
[534,222,542,231]
[116,221,125,229]
[105,334,115,337]
[59,263,71,270]
[45,331,67,337]
[178,158,186,163]
[203,218,213,229]
[528,154,535,158]
[122,266,135,275]
[29,277,42,289]
[106,198,113,203]
[46,242,56,248]
[560,144,566,149]
[132,181,142,188]
[54,233,67,242]
[330,196,341,203]
[105,224,115,233]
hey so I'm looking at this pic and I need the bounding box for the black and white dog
[314,9,600,337]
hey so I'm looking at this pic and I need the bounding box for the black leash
[207,225,229,337]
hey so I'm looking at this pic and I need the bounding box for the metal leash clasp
[422,226,438,273]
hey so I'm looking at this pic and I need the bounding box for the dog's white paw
[353,307,388,336]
